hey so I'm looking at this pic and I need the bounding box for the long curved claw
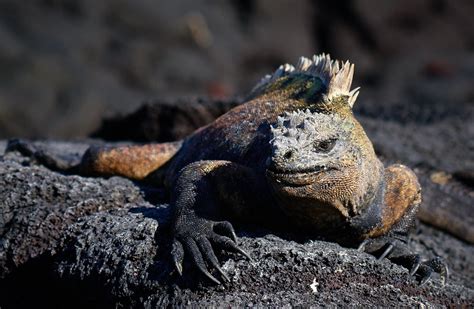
[377,242,395,261]
[183,238,221,285]
[357,239,370,252]
[171,240,184,276]
[425,257,449,286]
[201,269,221,285]
[212,262,230,283]
[441,263,449,286]
[414,257,449,286]
[196,236,230,283]
[214,221,238,243]
[418,265,433,286]
[388,254,422,277]
[409,255,421,276]
[234,246,253,262]
[210,234,253,261]
[202,270,221,285]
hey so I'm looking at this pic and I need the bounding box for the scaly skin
[6,54,447,285]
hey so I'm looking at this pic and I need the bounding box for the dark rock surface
[1,140,473,307]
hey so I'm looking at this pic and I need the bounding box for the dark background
[0,0,472,139]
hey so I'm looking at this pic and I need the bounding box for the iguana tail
[6,139,182,182]
[80,141,183,181]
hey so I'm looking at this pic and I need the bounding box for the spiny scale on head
[270,109,353,145]
[252,53,360,107]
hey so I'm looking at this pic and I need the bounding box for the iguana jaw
[266,166,337,187]
[266,166,358,230]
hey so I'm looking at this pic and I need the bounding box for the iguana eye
[314,139,336,153]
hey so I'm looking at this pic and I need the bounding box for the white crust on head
[251,53,360,107]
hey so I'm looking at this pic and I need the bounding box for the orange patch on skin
[367,164,421,237]
[85,142,181,180]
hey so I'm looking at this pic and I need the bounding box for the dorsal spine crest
[251,53,360,108]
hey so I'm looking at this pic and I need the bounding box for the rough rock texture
[0,140,473,308]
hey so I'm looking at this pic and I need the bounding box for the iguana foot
[415,256,448,286]
[172,217,251,284]
[6,138,78,171]
[358,237,448,286]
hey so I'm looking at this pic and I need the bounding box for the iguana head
[267,110,356,180]
[266,109,384,230]
[260,54,384,231]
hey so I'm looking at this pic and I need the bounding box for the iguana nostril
[284,150,294,159]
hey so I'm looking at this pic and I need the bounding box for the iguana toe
[181,237,222,285]
[377,241,395,261]
[418,257,448,286]
[407,255,422,276]
[172,216,250,284]
[209,233,252,261]
[171,240,184,276]
[213,221,238,243]
[359,237,448,285]
[196,235,230,282]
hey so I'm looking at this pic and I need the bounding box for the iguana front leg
[359,164,448,285]
[170,160,265,284]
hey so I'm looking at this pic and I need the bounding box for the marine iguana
[7,54,447,285]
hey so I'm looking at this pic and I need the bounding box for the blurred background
[0,0,472,139]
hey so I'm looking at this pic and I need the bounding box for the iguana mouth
[266,166,336,186]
